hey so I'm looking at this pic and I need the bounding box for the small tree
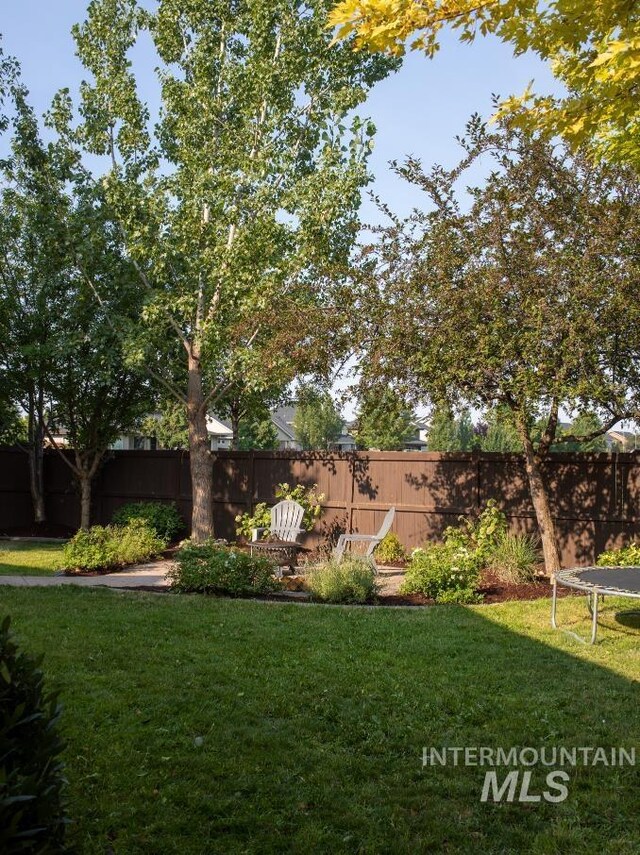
[293,387,343,450]
[141,400,189,450]
[357,116,640,574]
[477,407,522,453]
[354,386,414,450]
[238,410,279,451]
[426,406,474,452]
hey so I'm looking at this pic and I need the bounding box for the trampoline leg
[551,582,601,644]
[551,579,558,629]
[590,592,599,645]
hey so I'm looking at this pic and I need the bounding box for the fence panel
[1,446,638,565]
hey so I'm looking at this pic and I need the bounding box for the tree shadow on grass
[5,586,639,854]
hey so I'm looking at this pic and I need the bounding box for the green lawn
[2,587,639,854]
[0,540,64,575]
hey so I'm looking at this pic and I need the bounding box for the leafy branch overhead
[329,0,640,172]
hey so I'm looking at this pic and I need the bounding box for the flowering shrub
[235,482,325,539]
[401,501,507,603]
[168,543,281,596]
[597,542,640,567]
[401,543,481,603]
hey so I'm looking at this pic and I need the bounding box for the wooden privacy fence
[1,447,639,566]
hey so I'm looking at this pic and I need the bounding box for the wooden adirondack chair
[251,500,305,544]
[333,506,396,573]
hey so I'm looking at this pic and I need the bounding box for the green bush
[374,532,407,563]
[168,543,282,596]
[112,501,184,544]
[235,482,325,539]
[597,541,640,567]
[488,533,540,584]
[306,557,378,604]
[0,616,68,852]
[443,499,508,562]
[401,543,481,603]
[62,519,165,572]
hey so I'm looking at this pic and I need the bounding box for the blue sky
[2,1,562,224]
[1,3,565,418]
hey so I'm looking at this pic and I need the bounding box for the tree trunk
[516,418,562,577]
[230,403,240,451]
[187,348,214,541]
[79,474,92,530]
[27,388,47,523]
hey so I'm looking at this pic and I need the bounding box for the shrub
[374,532,406,563]
[488,533,540,584]
[62,519,165,572]
[306,557,378,604]
[401,543,481,603]
[443,499,508,562]
[597,541,640,567]
[168,543,282,596]
[112,501,184,544]
[235,482,325,539]
[0,616,68,852]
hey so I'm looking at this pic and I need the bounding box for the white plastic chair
[251,500,305,543]
[333,506,396,572]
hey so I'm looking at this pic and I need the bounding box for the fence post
[248,450,256,517]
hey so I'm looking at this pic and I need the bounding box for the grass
[1,587,639,854]
[0,540,64,575]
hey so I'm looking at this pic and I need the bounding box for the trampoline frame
[551,566,640,644]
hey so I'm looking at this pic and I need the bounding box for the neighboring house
[112,414,233,451]
[270,405,300,449]
[404,418,429,451]
[205,415,233,451]
[271,405,358,451]
[606,430,639,452]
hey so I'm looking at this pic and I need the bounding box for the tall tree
[353,386,414,450]
[329,0,640,171]
[0,81,74,523]
[58,0,396,540]
[293,387,343,450]
[356,117,640,574]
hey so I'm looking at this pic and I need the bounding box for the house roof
[271,406,297,440]
[206,415,233,438]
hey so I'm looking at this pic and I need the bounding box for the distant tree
[0,81,70,522]
[478,407,522,453]
[426,406,474,451]
[354,387,414,450]
[238,411,279,451]
[293,388,343,450]
[555,413,608,453]
[0,400,25,445]
[141,400,189,450]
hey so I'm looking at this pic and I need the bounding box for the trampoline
[552,566,640,644]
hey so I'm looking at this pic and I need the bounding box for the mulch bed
[477,571,578,605]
